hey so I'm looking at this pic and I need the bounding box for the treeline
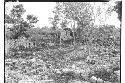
[5,3,120,53]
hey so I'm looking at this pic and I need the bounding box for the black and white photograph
[4,1,121,83]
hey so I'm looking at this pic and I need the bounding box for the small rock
[114,70,120,76]
[103,81,111,83]
[69,80,90,83]
[90,76,97,83]
[97,78,104,83]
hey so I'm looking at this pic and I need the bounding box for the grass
[5,43,120,83]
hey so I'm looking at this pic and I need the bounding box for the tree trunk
[60,32,62,48]
[73,20,76,46]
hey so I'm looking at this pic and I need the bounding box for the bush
[90,68,119,82]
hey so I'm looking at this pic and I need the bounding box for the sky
[5,2,121,28]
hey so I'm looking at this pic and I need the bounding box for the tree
[62,2,94,27]
[49,15,60,30]
[114,1,122,22]
[27,15,39,23]
[60,2,95,45]
[5,4,38,39]
[49,3,71,46]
